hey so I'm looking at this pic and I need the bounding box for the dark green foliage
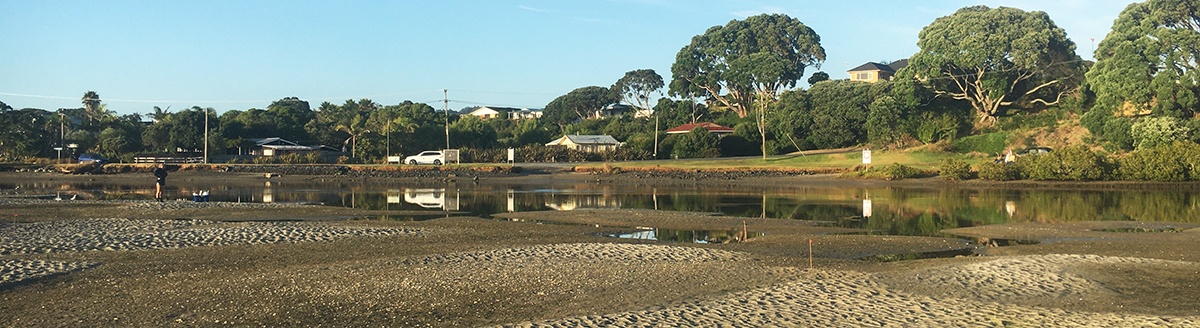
[911,112,961,144]
[807,71,830,85]
[718,135,757,157]
[670,13,825,117]
[938,158,971,180]
[977,162,1023,181]
[804,80,874,148]
[448,115,497,149]
[908,6,1082,123]
[1118,141,1200,181]
[543,86,618,128]
[265,97,314,143]
[0,107,53,160]
[1088,0,1200,123]
[866,95,904,146]
[1102,118,1135,150]
[1023,145,1110,181]
[611,69,663,115]
[673,127,720,159]
[952,132,1008,154]
[879,163,923,180]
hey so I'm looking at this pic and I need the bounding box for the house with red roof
[665,122,734,137]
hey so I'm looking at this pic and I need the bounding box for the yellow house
[848,59,908,83]
[545,135,621,153]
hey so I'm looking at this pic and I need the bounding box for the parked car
[78,153,110,164]
[1018,147,1053,156]
[404,150,444,165]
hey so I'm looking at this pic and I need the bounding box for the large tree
[1087,0,1200,120]
[669,13,824,118]
[611,69,663,112]
[907,6,1082,125]
[542,86,618,129]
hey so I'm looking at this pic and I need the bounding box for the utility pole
[653,114,659,158]
[58,112,65,162]
[444,89,450,150]
[203,108,209,164]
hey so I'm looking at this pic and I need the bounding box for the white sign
[863,199,873,217]
[862,149,872,164]
[507,148,515,162]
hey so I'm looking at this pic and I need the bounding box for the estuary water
[5,179,1198,238]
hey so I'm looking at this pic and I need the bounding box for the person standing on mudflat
[154,163,168,202]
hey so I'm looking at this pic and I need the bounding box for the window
[855,72,871,80]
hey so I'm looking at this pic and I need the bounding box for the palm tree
[149,106,171,122]
[81,91,102,125]
[336,114,371,158]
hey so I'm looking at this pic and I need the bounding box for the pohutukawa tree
[907,6,1083,125]
[611,69,663,113]
[670,13,825,118]
[1087,0,1200,120]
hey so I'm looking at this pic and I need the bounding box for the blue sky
[1,0,1135,116]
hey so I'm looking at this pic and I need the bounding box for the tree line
[4,1,1200,163]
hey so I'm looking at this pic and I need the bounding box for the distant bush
[938,158,972,180]
[879,163,923,180]
[952,132,1007,154]
[977,162,1023,181]
[1023,145,1110,181]
[1118,141,1200,181]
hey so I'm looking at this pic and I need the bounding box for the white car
[404,151,444,165]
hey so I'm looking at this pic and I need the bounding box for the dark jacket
[154,167,168,184]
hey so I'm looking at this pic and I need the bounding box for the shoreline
[5,165,1200,192]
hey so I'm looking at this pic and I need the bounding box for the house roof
[848,62,894,73]
[545,135,620,146]
[665,122,735,134]
[467,106,522,116]
[251,137,303,147]
[261,145,317,151]
[848,59,910,73]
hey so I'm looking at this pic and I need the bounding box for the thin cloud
[518,5,549,13]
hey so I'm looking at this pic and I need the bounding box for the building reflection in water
[402,188,459,211]
[544,193,622,211]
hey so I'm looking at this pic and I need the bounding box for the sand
[2,171,1200,326]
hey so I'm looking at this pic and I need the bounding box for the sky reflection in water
[5,180,1198,237]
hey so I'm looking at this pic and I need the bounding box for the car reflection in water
[401,188,459,210]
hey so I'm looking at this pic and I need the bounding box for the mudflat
[1,171,1198,327]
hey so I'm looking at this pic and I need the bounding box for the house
[592,104,634,119]
[466,106,543,120]
[511,108,544,119]
[545,135,622,152]
[248,137,339,156]
[665,122,735,137]
[465,106,519,119]
[847,59,908,83]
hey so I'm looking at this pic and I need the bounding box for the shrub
[1023,145,1110,181]
[879,163,922,180]
[1118,141,1200,181]
[1131,116,1191,150]
[977,162,1023,181]
[938,158,971,180]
